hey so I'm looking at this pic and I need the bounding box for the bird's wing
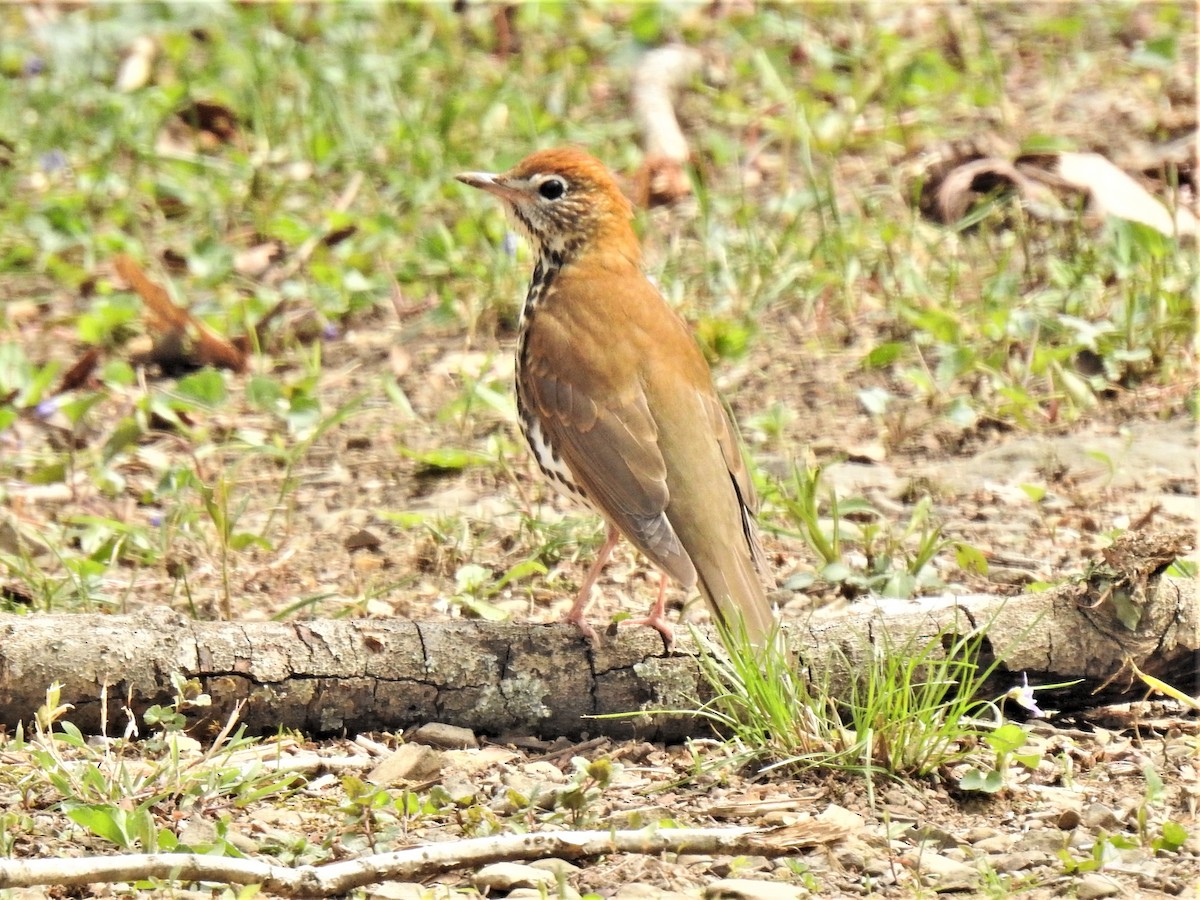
[519,306,696,587]
[705,391,770,576]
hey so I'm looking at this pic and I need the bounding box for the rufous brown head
[457,147,639,265]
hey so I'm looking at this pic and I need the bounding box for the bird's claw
[563,612,602,647]
[620,614,675,650]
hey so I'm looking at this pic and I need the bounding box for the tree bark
[0,572,1193,742]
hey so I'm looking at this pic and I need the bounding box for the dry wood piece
[918,142,1198,236]
[0,823,837,896]
[631,45,703,207]
[113,255,247,374]
[0,536,1192,741]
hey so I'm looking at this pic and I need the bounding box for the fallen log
[0,567,1193,741]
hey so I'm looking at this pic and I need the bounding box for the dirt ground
[4,290,1197,899]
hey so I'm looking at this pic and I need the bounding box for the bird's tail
[691,481,777,648]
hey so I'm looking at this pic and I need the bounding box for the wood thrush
[457,148,775,646]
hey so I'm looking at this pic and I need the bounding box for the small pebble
[439,775,476,805]
[509,889,580,900]
[614,887,694,900]
[711,856,771,876]
[1075,873,1121,899]
[409,722,478,750]
[904,851,978,890]
[1057,808,1082,830]
[366,885,429,900]
[473,862,556,891]
[703,879,808,900]
[1021,829,1072,852]
[1080,803,1120,831]
[529,858,582,877]
[964,827,999,844]
[972,834,1015,854]
[990,851,1052,873]
[524,760,568,782]
[835,846,866,871]
[367,743,443,784]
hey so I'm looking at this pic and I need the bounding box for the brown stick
[0,821,845,896]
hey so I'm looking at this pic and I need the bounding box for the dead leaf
[631,45,702,207]
[234,241,285,278]
[491,4,520,58]
[54,346,102,394]
[113,255,247,373]
[746,814,854,851]
[115,36,157,92]
[920,155,1065,226]
[321,225,357,248]
[920,146,1196,237]
[633,154,692,208]
[4,300,40,326]
[1051,150,1197,236]
[156,100,241,155]
[344,529,383,552]
[389,345,411,379]
[160,248,189,274]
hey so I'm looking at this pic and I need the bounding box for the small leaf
[454,564,490,594]
[881,572,916,599]
[103,418,145,463]
[174,368,227,406]
[862,342,906,369]
[986,723,1027,755]
[945,397,978,428]
[494,559,548,591]
[246,375,284,412]
[1108,589,1142,630]
[1019,483,1046,503]
[958,768,1004,793]
[456,594,508,622]
[67,805,129,847]
[857,386,892,416]
[229,532,272,552]
[820,561,852,583]
[1012,752,1042,769]
[1159,820,1188,851]
[954,542,989,575]
[398,446,488,472]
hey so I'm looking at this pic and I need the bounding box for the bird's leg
[621,572,676,649]
[562,523,621,643]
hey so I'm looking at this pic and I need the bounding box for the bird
[457,147,775,647]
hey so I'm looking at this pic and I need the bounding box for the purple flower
[35,397,61,419]
[23,57,45,77]
[39,150,68,174]
[1005,673,1044,718]
[322,322,340,340]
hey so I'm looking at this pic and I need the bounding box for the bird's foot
[562,610,602,647]
[620,613,675,650]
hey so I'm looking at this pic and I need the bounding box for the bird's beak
[456,171,523,203]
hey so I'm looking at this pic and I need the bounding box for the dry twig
[0,823,842,897]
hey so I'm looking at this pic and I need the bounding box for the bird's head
[457,147,639,266]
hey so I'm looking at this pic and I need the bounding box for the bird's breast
[515,385,593,507]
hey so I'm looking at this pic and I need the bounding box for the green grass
[682,613,1043,796]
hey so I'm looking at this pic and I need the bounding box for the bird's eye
[538,177,566,200]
